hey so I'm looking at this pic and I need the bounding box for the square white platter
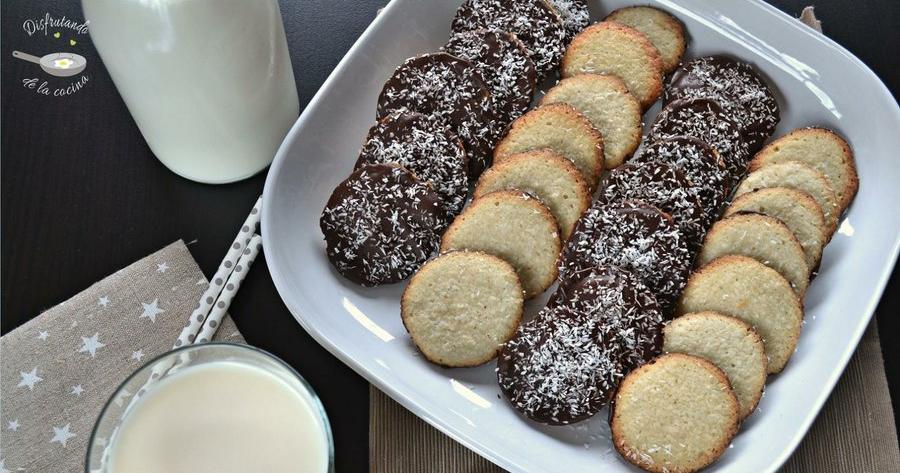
[261,1,900,471]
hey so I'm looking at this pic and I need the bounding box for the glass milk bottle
[82,0,299,183]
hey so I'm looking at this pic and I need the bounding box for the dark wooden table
[2,1,897,471]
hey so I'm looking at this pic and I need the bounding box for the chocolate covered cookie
[558,201,692,313]
[548,265,664,370]
[632,136,731,224]
[598,162,707,247]
[666,56,780,151]
[356,111,469,215]
[546,0,590,43]
[320,164,448,286]
[451,0,567,80]
[649,97,750,185]
[497,305,624,425]
[444,29,537,131]
[377,52,494,176]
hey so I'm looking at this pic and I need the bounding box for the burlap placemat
[0,240,244,473]
[369,8,900,473]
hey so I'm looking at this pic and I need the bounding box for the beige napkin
[368,7,900,473]
[0,240,244,473]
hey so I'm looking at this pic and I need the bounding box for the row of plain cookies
[682,127,859,375]
[320,0,595,286]
[616,128,857,473]
[351,0,599,365]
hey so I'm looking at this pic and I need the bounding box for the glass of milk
[87,343,334,473]
[81,0,299,184]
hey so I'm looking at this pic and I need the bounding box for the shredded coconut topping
[320,164,448,286]
[600,162,707,247]
[559,201,693,313]
[451,0,567,79]
[553,266,664,370]
[633,136,731,226]
[377,53,495,176]
[546,0,590,42]
[666,56,780,150]
[357,111,469,215]
[498,305,624,425]
[649,97,751,185]
[445,29,537,134]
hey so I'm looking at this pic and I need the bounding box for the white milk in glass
[82,0,299,183]
[108,361,329,473]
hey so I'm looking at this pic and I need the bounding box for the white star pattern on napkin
[78,333,105,358]
[17,368,43,390]
[0,241,245,471]
[49,424,76,447]
[139,299,165,323]
[156,262,169,273]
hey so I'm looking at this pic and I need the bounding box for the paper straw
[173,196,261,348]
[195,234,262,343]
[125,197,262,414]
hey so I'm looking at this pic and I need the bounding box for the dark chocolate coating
[665,55,780,152]
[546,0,590,43]
[377,53,494,177]
[547,265,664,370]
[320,164,448,286]
[451,0,567,80]
[598,162,707,248]
[444,29,537,135]
[558,200,693,314]
[497,305,624,425]
[356,111,469,216]
[649,97,750,186]
[632,136,731,227]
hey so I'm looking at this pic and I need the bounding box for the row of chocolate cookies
[604,55,783,472]
[616,128,857,473]
[320,44,501,285]
[682,127,858,374]
[321,0,590,286]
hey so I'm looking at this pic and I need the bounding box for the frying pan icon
[13,50,87,77]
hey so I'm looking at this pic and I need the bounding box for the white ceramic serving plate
[262,1,900,471]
